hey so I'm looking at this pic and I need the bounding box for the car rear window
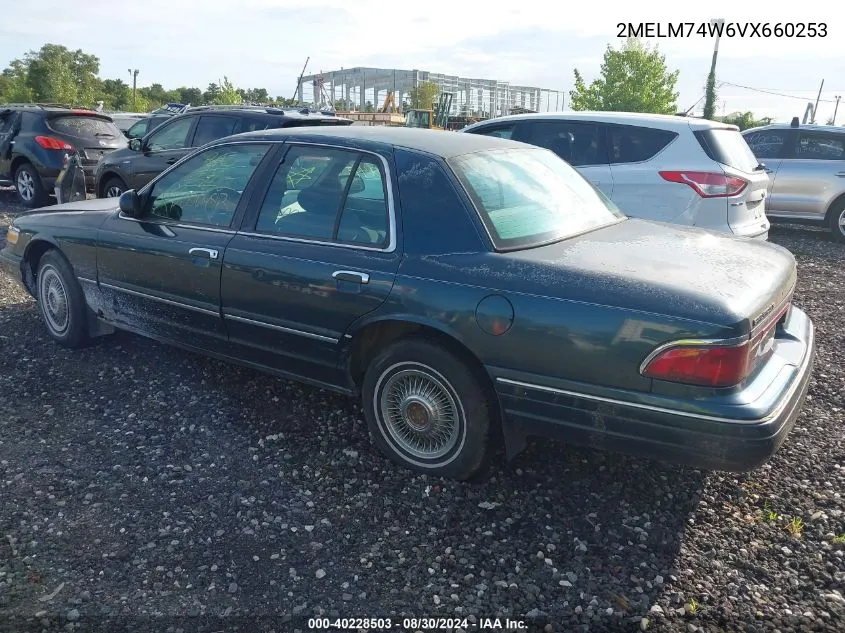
[694,128,759,173]
[448,148,624,251]
[47,115,122,138]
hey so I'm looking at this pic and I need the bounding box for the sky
[1,0,842,123]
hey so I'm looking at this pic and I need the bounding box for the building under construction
[298,67,564,118]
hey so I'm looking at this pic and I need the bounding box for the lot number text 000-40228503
[616,22,827,38]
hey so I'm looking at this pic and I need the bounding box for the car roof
[223,125,530,158]
[743,123,845,134]
[463,111,738,133]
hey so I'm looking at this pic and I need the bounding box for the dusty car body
[0,127,815,480]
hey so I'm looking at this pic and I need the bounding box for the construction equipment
[380,91,397,113]
[405,92,454,130]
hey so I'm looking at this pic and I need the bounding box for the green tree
[176,86,202,105]
[570,38,679,114]
[98,78,130,110]
[409,80,439,109]
[703,72,718,120]
[214,76,242,105]
[203,82,221,104]
[0,59,33,102]
[23,44,101,106]
[718,111,772,131]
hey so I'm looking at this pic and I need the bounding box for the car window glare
[449,148,624,250]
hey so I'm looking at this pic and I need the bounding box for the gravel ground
[0,187,843,633]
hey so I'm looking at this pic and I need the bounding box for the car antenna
[791,116,800,128]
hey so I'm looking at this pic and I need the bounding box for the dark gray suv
[94,106,353,198]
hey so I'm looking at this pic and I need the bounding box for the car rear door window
[192,115,239,147]
[147,117,194,151]
[743,130,786,159]
[607,125,677,164]
[146,143,270,227]
[520,120,605,166]
[255,146,389,247]
[794,132,845,160]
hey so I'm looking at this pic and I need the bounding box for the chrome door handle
[189,247,219,259]
[332,270,370,284]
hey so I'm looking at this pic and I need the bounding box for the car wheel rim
[377,364,462,462]
[838,209,845,236]
[17,170,35,201]
[106,184,123,198]
[38,266,70,335]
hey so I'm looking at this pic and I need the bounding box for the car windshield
[448,148,625,250]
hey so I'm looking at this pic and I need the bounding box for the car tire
[361,337,493,480]
[828,201,845,243]
[35,250,89,348]
[102,176,127,199]
[14,163,49,208]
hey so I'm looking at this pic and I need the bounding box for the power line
[719,80,840,103]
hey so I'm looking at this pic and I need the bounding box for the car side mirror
[119,190,142,218]
[349,174,365,195]
[129,138,142,152]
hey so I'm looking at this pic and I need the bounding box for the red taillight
[35,136,74,151]
[642,342,751,387]
[642,302,790,388]
[659,171,748,198]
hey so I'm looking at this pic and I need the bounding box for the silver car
[743,121,845,242]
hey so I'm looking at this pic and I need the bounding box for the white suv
[461,112,771,239]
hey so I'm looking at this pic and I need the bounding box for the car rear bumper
[491,305,815,472]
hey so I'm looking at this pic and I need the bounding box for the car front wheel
[36,250,89,348]
[362,338,492,480]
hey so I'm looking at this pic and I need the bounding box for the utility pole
[128,69,139,111]
[703,18,725,120]
[811,79,824,123]
[294,57,310,105]
[833,95,842,125]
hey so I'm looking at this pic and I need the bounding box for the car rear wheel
[829,202,845,243]
[15,163,49,208]
[361,338,492,480]
[36,250,89,348]
[103,176,126,199]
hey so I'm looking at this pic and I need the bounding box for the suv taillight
[658,171,748,198]
[642,303,790,388]
[35,136,74,151]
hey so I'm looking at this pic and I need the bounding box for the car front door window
[145,143,270,227]
[147,117,193,151]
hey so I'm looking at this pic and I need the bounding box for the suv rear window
[694,128,759,173]
[47,115,122,138]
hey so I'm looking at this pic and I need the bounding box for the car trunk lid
[498,218,796,334]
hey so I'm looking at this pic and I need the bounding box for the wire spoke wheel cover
[38,265,70,335]
[376,362,465,465]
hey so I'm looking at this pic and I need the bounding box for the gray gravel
[1,187,843,633]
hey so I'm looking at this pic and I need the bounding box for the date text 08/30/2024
[307,617,528,630]
[617,22,827,38]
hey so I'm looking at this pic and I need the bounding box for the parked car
[108,112,146,136]
[743,121,845,241]
[94,105,353,198]
[124,113,173,140]
[462,112,771,239]
[0,103,127,207]
[1,127,814,480]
